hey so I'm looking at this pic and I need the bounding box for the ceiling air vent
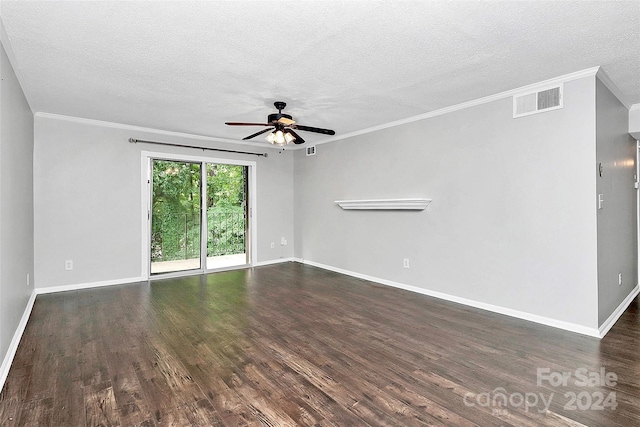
[513,84,563,118]
[306,146,316,156]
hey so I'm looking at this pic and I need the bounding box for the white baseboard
[8,258,626,394]
[0,290,37,393]
[35,276,145,295]
[598,285,640,338]
[3,277,144,392]
[4,259,624,394]
[34,260,301,294]
[253,257,297,267]
[1,263,290,391]
[299,259,601,338]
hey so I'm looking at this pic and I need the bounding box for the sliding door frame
[140,150,257,280]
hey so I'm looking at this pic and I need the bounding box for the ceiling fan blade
[225,122,272,126]
[295,125,335,135]
[242,128,273,140]
[287,129,305,144]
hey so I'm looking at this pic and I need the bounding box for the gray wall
[596,78,638,325]
[19,72,640,333]
[0,41,34,362]
[33,116,294,289]
[294,76,600,329]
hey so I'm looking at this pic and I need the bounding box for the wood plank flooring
[1,262,639,426]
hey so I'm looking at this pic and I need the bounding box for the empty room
[1,1,640,426]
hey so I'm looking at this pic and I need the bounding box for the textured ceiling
[0,0,639,145]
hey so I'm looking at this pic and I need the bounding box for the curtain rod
[128,137,268,157]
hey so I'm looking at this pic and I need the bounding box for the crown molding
[35,67,621,151]
[0,18,36,114]
[34,112,283,149]
[315,67,603,147]
[596,67,631,109]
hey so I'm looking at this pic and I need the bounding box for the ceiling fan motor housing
[268,113,293,123]
[225,100,334,144]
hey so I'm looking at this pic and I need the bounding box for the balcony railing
[151,207,246,263]
[207,207,246,257]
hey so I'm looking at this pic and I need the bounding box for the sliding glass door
[150,160,202,274]
[149,158,249,276]
[205,164,248,269]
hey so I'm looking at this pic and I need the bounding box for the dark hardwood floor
[1,262,639,426]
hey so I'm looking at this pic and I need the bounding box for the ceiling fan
[225,101,335,146]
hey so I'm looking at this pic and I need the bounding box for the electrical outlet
[403,258,410,269]
[65,260,73,271]
[280,237,287,246]
[618,273,622,286]
[26,273,30,287]
[271,242,275,249]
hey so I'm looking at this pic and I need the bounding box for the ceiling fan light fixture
[265,132,276,143]
[266,130,287,146]
[266,129,296,146]
[229,101,335,145]
[284,131,296,144]
[274,130,286,145]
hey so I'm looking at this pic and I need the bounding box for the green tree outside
[151,160,246,263]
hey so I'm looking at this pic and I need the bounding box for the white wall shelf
[335,198,431,211]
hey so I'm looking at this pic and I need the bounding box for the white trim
[35,68,606,151]
[5,257,620,393]
[307,67,602,147]
[148,264,251,281]
[0,260,290,391]
[147,268,210,281]
[0,21,36,114]
[141,155,151,278]
[630,105,640,140]
[141,151,258,167]
[200,163,209,271]
[596,68,631,110]
[34,276,145,295]
[35,261,294,291]
[0,291,37,393]
[34,112,281,149]
[335,198,431,210]
[598,285,640,338]
[248,164,258,266]
[140,151,258,280]
[252,257,297,267]
[34,260,296,293]
[298,259,601,338]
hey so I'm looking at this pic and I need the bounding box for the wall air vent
[306,146,316,156]
[513,84,563,118]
